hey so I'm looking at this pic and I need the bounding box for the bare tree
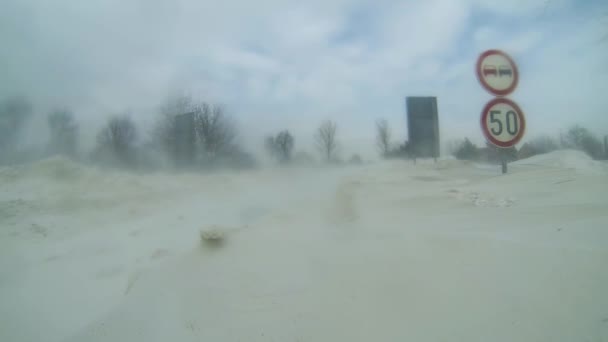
[96,115,137,165]
[452,138,479,160]
[527,135,559,155]
[315,120,338,162]
[376,119,391,157]
[194,104,237,160]
[48,109,78,157]
[276,130,295,162]
[265,130,295,163]
[564,125,603,159]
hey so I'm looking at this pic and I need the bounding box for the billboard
[406,96,440,159]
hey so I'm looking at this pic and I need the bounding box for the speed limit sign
[480,98,526,148]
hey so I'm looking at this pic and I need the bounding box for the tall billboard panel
[406,97,440,159]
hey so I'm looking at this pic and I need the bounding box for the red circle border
[480,98,526,148]
[476,49,519,97]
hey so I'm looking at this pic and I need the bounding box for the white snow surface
[1,153,607,342]
[512,149,608,175]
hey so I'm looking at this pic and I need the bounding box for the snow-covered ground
[1,150,607,342]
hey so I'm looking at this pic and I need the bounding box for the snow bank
[0,157,178,225]
[513,149,607,175]
[0,156,147,192]
[0,156,93,183]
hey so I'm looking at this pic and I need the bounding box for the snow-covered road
[1,151,607,341]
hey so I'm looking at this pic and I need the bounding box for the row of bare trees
[264,120,341,165]
[151,96,241,168]
[7,93,602,169]
[375,118,607,162]
[374,118,414,159]
[94,100,254,169]
[0,97,81,164]
[449,125,607,162]
[0,95,349,169]
[266,119,399,165]
[0,95,252,169]
[265,130,295,163]
[94,115,138,166]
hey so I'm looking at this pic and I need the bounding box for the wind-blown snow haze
[1,0,607,341]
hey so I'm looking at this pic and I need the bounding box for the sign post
[476,50,525,174]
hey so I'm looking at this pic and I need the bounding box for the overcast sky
[1,0,607,157]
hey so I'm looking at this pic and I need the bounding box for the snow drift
[513,149,607,175]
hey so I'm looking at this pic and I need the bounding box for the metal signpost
[476,49,526,173]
